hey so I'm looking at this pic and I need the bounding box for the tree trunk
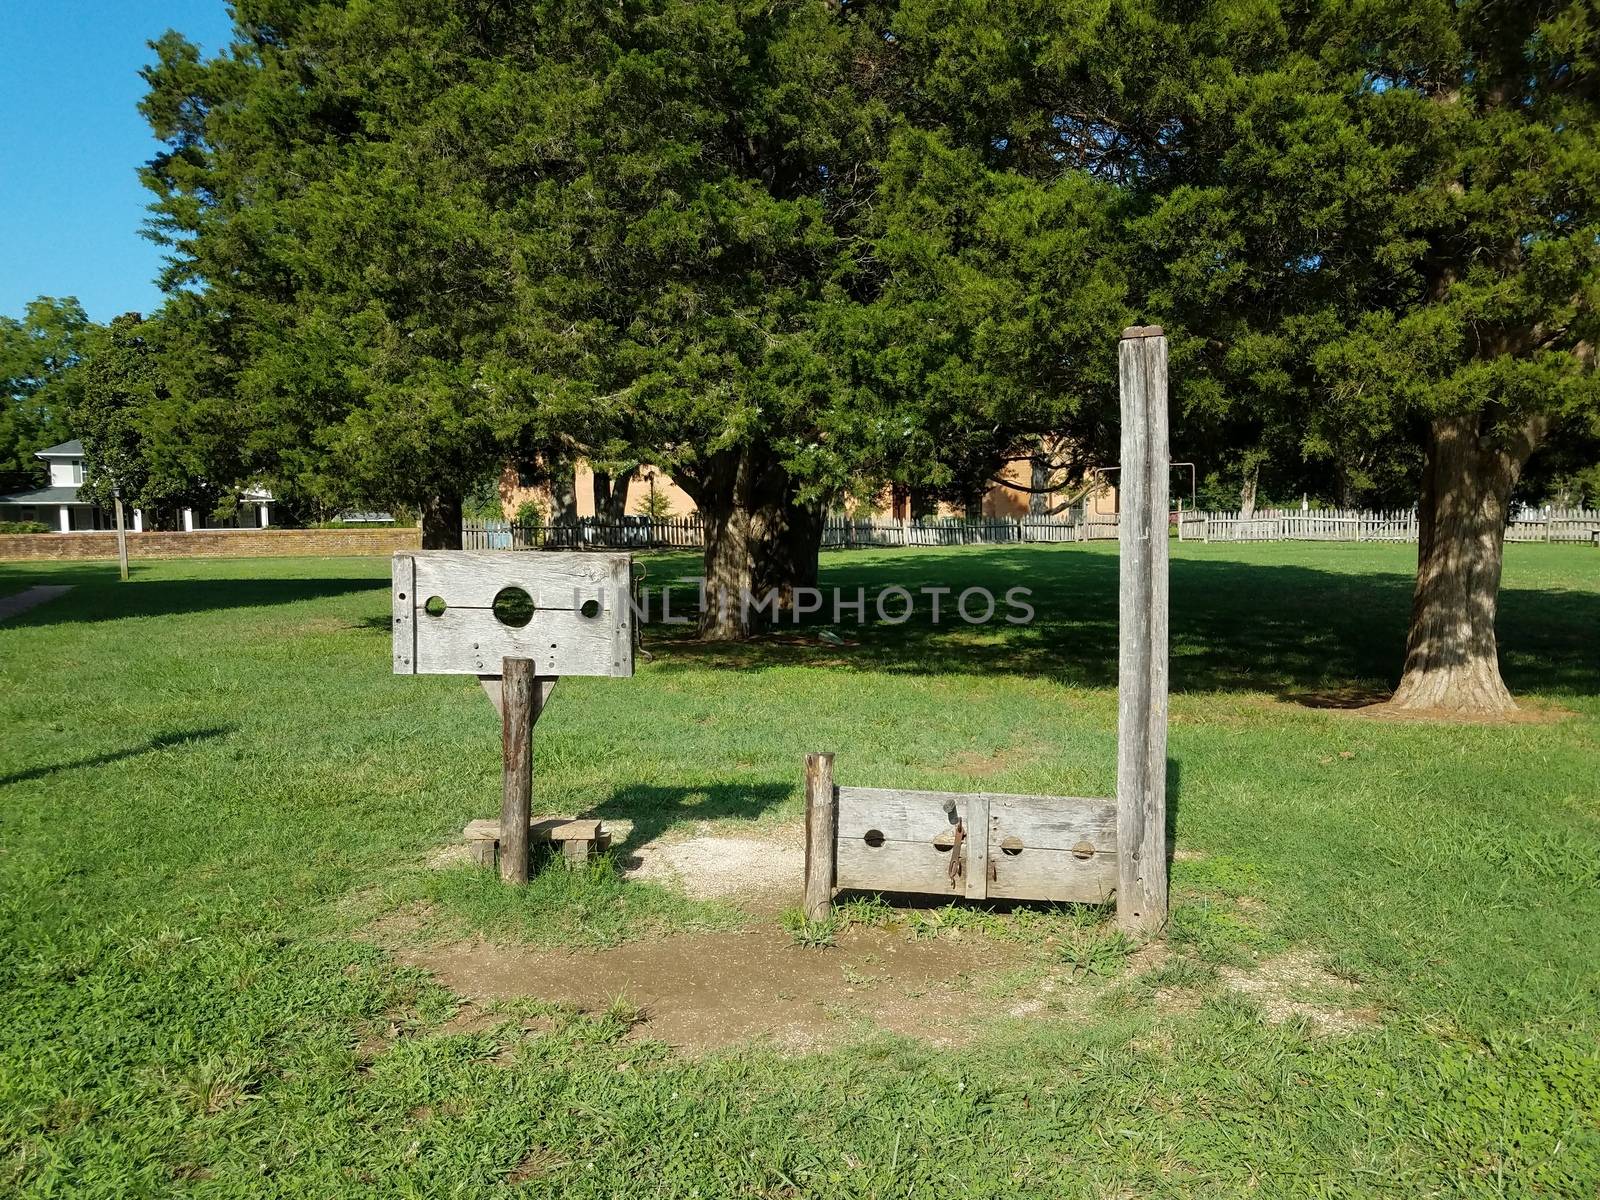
[550,457,578,524]
[420,490,463,550]
[591,467,638,523]
[1029,454,1051,517]
[1389,415,1539,714]
[754,494,826,608]
[1238,463,1259,520]
[683,447,824,640]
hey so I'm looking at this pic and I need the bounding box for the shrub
[514,499,547,529]
[0,521,52,534]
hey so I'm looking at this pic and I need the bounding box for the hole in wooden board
[579,598,601,618]
[398,592,407,601]
[424,595,447,617]
[932,830,956,852]
[492,586,535,628]
[863,829,886,848]
[1071,840,1095,860]
[1000,835,1023,856]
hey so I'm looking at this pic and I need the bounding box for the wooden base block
[462,816,605,872]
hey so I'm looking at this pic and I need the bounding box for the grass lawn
[1,541,1598,1196]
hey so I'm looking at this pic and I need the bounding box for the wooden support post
[499,657,546,885]
[1116,326,1170,934]
[113,494,129,582]
[803,752,837,921]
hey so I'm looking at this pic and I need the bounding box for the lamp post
[112,485,129,582]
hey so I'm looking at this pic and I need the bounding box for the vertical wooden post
[499,656,541,884]
[113,494,129,582]
[1116,326,1170,934]
[803,752,836,921]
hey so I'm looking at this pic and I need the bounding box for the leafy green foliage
[0,298,93,492]
[70,313,212,519]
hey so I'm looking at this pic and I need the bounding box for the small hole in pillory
[424,596,447,617]
[397,592,406,601]
[863,829,886,848]
[1071,840,1095,861]
[1000,835,1023,856]
[492,586,536,628]
[580,598,602,619]
[932,830,955,853]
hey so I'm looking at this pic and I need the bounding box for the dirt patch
[1221,950,1375,1035]
[622,834,802,902]
[1350,698,1572,726]
[1278,690,1571,725]
[401,925,1038,1054]
[946,743,1040,778]
[425,842,477,870]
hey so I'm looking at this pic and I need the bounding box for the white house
[0,440,274,531]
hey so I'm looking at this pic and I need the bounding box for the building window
[71,461,84,484]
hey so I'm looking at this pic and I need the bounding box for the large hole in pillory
[579,597,602,619]
[863,829,886,848]
[492,586,535,628]
[1000,835,1024,856]
[424,595,447,617]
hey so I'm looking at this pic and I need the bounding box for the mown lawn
[1,542,1597,1197]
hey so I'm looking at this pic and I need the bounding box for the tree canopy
[126,0,1600,703]
[0,298,94,492]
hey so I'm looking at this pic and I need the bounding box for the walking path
[0,585,73,622]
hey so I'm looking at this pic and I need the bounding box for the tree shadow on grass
[585,781,794,856]
[0,574,385,628]
[0,725,235,787]
[641,547,1600,699]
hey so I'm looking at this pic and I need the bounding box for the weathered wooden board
[836,837,965,896]
[835,787,969,841]
[464,817,606,844]
[987,846,1119,903]
[411,551,629,611]
[963,794,990,900]
[989,795,1118,853]
[392,553,416,673]
[416,607,626,676]
[832,784,1118,904]
[392,550,632,677]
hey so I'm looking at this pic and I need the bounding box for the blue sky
[0,1,235,323]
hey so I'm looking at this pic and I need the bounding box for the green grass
[2,542,1598,1196]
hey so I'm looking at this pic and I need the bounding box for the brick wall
[0,527,422,561]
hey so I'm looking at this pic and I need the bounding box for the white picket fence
[1181,507,1600,545]
[465,507,1599,551]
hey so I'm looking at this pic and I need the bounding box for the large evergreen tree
[137,0,1599,687]
[1132,0,1600,711]
[0,298,94,492]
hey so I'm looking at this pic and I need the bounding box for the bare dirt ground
[621,833,803,903]
[1276,687,1572,725]
[1219,950,1377,1034]
[405,830,1375,1053]
[400,926,1040,1053]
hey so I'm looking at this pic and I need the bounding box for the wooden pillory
[804,326,1171,933]
[392,550,633,883]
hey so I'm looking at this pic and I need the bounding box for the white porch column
[58,505,71,532]
[182,507,195,532]
[132,508,144,532]
[258,503,269,528]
